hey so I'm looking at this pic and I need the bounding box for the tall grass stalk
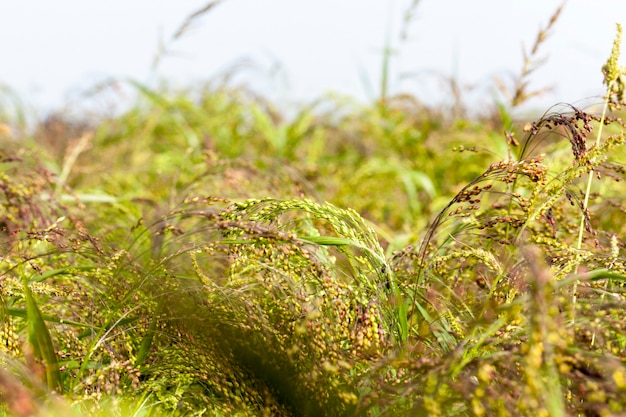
[574,23,624,311]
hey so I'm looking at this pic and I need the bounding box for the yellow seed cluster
[0,318,21,356]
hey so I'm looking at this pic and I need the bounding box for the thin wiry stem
[571,96,606,318]
[576,89,611,251]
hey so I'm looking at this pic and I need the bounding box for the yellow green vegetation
[1,15,626,417]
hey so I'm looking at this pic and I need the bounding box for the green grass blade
[135,314,158,367]
[23,280,62,392]
[587,269,626,282]
[28,265,96,283]
[299,235,352,246]
[395,290,409,343]
[8,307,99,329]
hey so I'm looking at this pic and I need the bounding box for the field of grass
[1,9,626,417]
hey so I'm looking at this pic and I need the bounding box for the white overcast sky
[1,0,624,115]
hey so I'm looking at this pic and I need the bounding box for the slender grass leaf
[587,269,626,281]
[23,280,62,391]
[28,266,96,283]
[395,294,409,343]
[135,314,158,367]
[8,307,98,330]
[413,302,457,351]
[299,235,352,246]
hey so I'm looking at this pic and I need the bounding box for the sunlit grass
[1,8,626,417]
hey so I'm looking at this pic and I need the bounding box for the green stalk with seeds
[574,23,625,311]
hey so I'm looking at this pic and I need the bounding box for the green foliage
[1,16,626,417]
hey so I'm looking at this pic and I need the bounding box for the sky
[1,0,625,117]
